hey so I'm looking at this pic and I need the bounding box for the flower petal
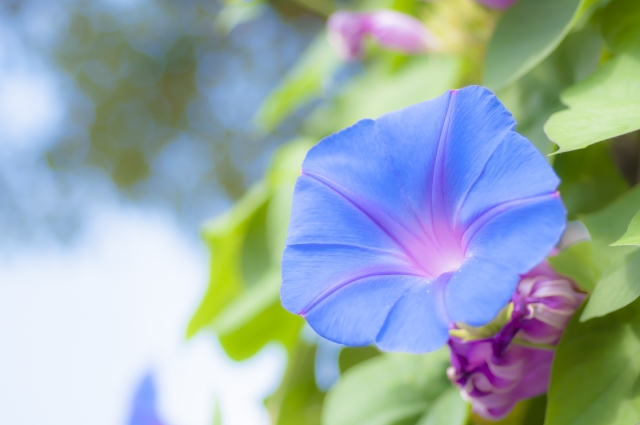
[286,174,401,251]
[374,91,451,241]
[455,131,560,230]
[445,258,519,326]
[435,87,516,228]
[281,244,415,315]
[304,275,423,346]
[301,117,434,246]
[375,275,451,353]
[464,195,566,273]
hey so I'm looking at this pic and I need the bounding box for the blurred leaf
[339,346,380,373]
[210,267,301,360]
[266,342,324,425]
[581,249,640,321]
[470,395,547,425]
[577,185,640,320]
[601,0,640,57]
[484,0,586,91]
[548,242,600,292]
[611,210,640,246]
[306,55,461,137]
[267,139,314,189]
[187,140,311,359]
[544,54,640,153]
[213,399,223,425]
[416,387,468,425]
[215,1,267,35]
[546,300,640,425]
[288,0,335,16]
[582,183,640,262]
[257,32,339,131]
[323,349,468,425]
[554,142,628,218]
[498,26,603,156]
[187,183,270,338]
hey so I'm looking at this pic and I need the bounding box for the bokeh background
[0,0,321,424]
[3,0,639,424]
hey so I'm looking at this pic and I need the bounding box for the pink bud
[327,11,370,61]
[515,261,586,345]
[327,10,438,61]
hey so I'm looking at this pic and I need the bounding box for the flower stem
[510,339,556,351]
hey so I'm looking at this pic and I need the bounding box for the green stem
[511,339,556,351]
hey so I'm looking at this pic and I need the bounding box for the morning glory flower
[448,259,584,419]
[327,10,439,60]
[281,86,566,353]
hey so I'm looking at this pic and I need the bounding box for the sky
[0,206,285,425]
[0,26,285,425]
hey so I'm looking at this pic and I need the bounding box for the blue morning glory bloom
[127,372,168,425]
[281,86,566,353]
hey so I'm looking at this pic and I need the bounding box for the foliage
[546,300,640,425]
[612,210,640,246]
[187,140,312,360]
[189,0,640,423]
[483,0,584,91]
[323,349,468,425]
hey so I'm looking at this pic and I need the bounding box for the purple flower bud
[514,261,586,345]
[448,259,584,420]
[327,10,438,60]
[448,341,553,419]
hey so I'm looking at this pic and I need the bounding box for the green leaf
[212,398,223,425]
[497,26,603,156]
[256,33,339,131]
[577,185,640,320]
[266,342,324,425]
[544,54,640,153]
[187,140,310,359]
[545,299,640,425]
[582,183,640,261]
[601,0,640,57]
[548,242,600,292]
[581,249,640,321]
[553,142,628,219]
[338,346,380,374]
[267,138,314,190]
[483,0,586,91]
[611,210,640,246]
[209,267,303,360]
[415,386,468,425]
[214,1,266,35]
[304,55,461,137]
[187,183,271,338]
[322,349,468,425]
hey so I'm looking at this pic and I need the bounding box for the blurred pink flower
[327,10,438,60]
[448,259,585,420]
